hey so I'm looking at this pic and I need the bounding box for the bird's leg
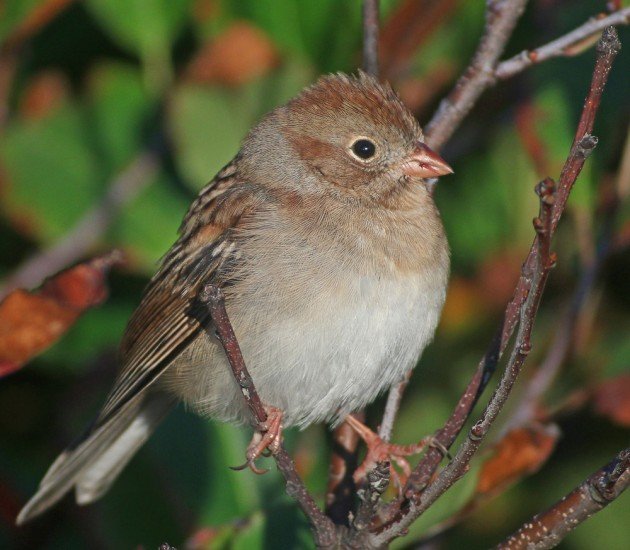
[202,284,286,475]
[233,406,284,475]
[345,414,444,493]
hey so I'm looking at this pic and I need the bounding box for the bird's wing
[16,162,272,525]
[96,161,268,426]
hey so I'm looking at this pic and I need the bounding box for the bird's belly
[165,268,445,428]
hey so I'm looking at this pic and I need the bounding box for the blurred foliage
[0,0,629,548]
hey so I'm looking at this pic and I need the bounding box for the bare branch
[0,150,159,298]
[378,370,411,442]
[498,449,630,549]
[200,285,341,548]
[362,0,380,76]
[367,26,621,547]
[496,7,630,80]
[425,0,529,150]
[424,4,630,152]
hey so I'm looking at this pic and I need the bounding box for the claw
[230,460,269,475]
[428,437,452,460]
[230,461,249,471]
[233,406,284,475]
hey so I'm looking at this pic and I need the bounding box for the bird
[17,71,452,525]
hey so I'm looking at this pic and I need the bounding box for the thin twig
[508,256,599,430]
[425,0,529,150]
[496,7,630,80]
[380,2,630,453]
[497,448,630,549]
[367,26,621,546]
[200,284,340,548]
[0,150,159,298]
[373,0,531,474]
[424,4,630,152]
[362,0,380,76]
[378,370,411,442]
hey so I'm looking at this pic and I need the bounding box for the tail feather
[17,393,174,525]
[76,395,173,504]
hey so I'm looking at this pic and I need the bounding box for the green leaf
[199,422,261,524]
[85,0,191,55]
[220,0,363,72]
[37,303,132,371]
[0,105,103,242]
[231,511,265,550]
[534,85,594,211]
[170,60,313,191]
[169,85,250,190]
[410,1,486,76]
[111,173,191,271]
[85,0,192,91]
[85,62,155,172]
[0,0,42,43]
[436,127,538,269]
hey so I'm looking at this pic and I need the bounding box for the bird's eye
[351,139,376,160]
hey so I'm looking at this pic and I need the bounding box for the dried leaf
[0,251,122,377]
[593,374,630,427]
[515,102,551,176]
[192,0,220,22]
[186,21,279,87]
[439,277,484,332]
[4,0,76,50]
[476,423,559,496]
[396,64,457,113]
[477,250,522,310]
[18,70,69,120]
[380,0,458,79]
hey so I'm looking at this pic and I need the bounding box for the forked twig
[366,26,621,547]
[425,0,529,150]
[425,4,630,151]
[495,7,630,80]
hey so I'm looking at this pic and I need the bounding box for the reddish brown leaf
[3,0,76,51]
[516,102,552,176]
[380,0,458,80]
[439,276,485,333]
[185,21,279,87]
[0,250,123,377]
[593,374,630,427]
[477,250,523,310]
[18,70,69,120]
[192,0,220,22]
[396,64,457,114]
[476,423,559,496]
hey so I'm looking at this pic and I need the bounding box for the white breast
[166,202,448,428]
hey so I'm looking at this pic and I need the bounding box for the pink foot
[232,406,284,475]
[345,414,436,493]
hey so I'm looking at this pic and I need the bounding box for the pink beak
[402,142,453,179]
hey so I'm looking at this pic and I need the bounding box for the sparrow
[17,71,452,524]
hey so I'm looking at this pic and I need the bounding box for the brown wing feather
[96,160,268,426]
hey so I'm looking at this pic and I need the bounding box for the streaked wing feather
[96,160,266,427]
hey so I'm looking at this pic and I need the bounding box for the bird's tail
[16,392,174,525]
